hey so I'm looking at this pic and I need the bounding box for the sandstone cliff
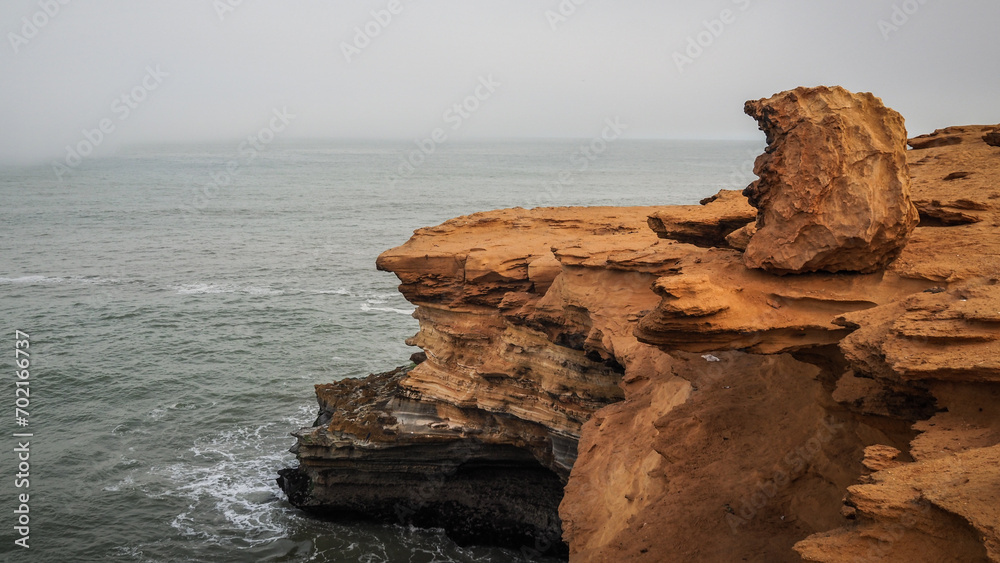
[280,89,1000,561]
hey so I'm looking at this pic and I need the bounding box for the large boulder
[742,86,919,274]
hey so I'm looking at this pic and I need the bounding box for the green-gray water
[0,139,760,562]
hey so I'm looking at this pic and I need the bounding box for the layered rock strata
[567,123,1000,562]
[280,207,679,556]
[280,89,1000,561]
[277,366,567,553]
[646,189,756,248]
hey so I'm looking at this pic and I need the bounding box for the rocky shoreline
[279,87,1000,561]
[277,364,568,556]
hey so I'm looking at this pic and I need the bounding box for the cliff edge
[279,87,1000,561]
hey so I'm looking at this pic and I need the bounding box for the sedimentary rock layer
[281,101,1000,559]
[281,207,681,555]
[647,189,756,248]
[277,366,567,555]
[567,123,1000,562]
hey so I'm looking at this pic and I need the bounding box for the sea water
[0,139,761,562]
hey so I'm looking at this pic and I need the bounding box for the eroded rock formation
[573,122,1000,562]
[647,189,756,248]
[279,90,1000,561]
[277,366,568,553]
[984,128,1000,147]
[741,86,919,274]
[908,125,999,150]
[280,207,676,556]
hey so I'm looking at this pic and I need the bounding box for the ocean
[0,138,761,562]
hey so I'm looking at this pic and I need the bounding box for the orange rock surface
[285,89,1000,561]
[742,86,919,274]
[567,123,999,562]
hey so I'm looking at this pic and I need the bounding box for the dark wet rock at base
[277,366,568,558]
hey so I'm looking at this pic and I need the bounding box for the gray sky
[1,0,998,165]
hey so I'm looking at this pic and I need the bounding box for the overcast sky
[1,0,997,165]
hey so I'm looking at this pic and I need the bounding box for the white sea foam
[360,302,415,315]
[0,275,65,284]
[0,275,127,285]
[108,545,146,560]
[244,286,284,296]
[74,276,125,285]
[310,287,352,295]
[279,403,318,426]
[112,422,150,436]
[104,474,135,492]
[175,283,227,295]
[155,422,296,546]
[175,283,284,296]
